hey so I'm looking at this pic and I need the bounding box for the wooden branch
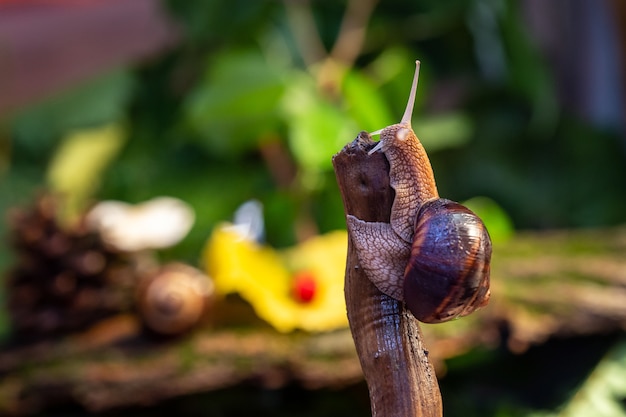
[332,132,443,417]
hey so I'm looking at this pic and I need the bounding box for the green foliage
[530,338,626,417]
[12,71,134,153]
[1,1,624,271]
[184,49,286,157]
[558,339,626,417]
[0,70,136,287]
[47,123,127,222]
[342,68,395,131]
[283,71,357,172]
[463,196,514,244]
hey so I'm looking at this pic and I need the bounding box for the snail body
[346,61,491,323]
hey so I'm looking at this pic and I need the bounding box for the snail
[346,61,491,323]
[137,263,214,335]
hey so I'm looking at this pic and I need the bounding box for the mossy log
[0,226,625,415]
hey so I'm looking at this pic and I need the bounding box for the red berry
[292,271,316,303]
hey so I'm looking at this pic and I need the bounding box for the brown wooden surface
[0,315,362,415]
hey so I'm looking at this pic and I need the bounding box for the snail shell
[137,263,214,335]
[404,199,491,323]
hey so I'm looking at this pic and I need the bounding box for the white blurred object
[86,197,195,251]
[225,199,265,242]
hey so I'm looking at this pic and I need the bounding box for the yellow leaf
[47,123,125,221]
[203,226,349,333]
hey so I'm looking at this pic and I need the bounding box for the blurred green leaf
[184,49,286,157]
[282,72,356,172]
[47,123,126,221]
[554,338,626,417]
[462,196,514,244]
[417,112,474,151]
[367,47,430,119]
[342,69,394,132]
[12,71,134,151]
[498,0,559,135]
[166,0,274,45]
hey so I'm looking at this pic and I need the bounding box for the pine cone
[5,195,136,342]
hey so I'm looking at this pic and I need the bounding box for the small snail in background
[137,263,214,335]
[346,61,491,323]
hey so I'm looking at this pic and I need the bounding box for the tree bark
[332,132,443,417]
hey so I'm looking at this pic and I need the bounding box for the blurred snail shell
[346,61,491,323]
[137,263,214,335]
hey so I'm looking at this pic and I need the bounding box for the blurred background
[1,0,626,416]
